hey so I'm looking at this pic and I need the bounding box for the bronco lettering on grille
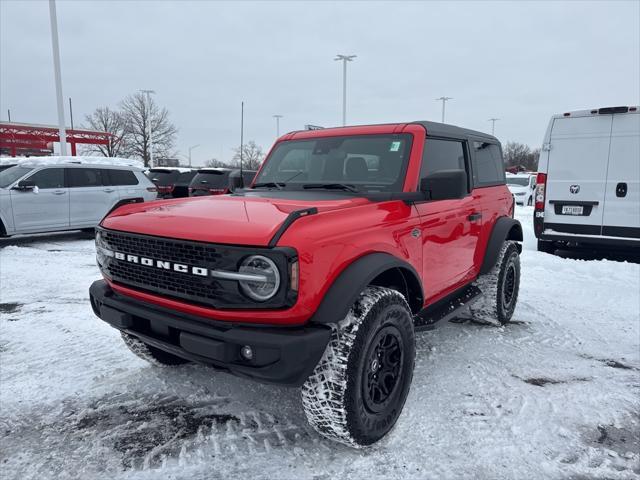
[113,251,208,276]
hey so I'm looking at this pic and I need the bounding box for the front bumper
[89,280,331,386]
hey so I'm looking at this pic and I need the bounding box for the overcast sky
[1,0,639,165]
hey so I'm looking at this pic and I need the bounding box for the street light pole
[273,114,283,137]
[188,144,200,167]
[335,54,356,126]
[140,89,155,166]
[435,97,453,123]
[49,0,68,155]
[488,118,500,135]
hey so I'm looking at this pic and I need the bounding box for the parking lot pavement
[1,208,639,480]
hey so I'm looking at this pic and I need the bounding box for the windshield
[0,166,33,188]
[190,171,230,189]
[254,134,413,193]
[507,177,530,186]
[147,170,179,185]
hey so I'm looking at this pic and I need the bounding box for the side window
[105,169,139,186]
[68,168,104,188]
[25,168,65,189]
[471,141,505,187]
[420,138,466,179]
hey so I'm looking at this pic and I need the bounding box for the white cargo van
[534,106,639,253]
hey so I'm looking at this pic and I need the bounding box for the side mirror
[15,180,36,190]
[228,174,244,192]
[420,169,467,201]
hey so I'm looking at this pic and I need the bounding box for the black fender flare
[480,216,523,275]
[309,253,424,325]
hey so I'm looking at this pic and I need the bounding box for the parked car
[0,162,157,237]
[534,105,639,254]
[506,172,536,205]
[146,168,197,198]
[188,168,257,196]
[90,121,522,447]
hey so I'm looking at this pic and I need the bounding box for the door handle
[52,190,66,195]
[103,188,116,193]
[616,182,627,198]
[468,212,482,222]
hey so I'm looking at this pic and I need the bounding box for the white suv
[0,160,157,237]
[507,172,536,206]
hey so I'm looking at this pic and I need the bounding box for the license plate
[562,205,583,215]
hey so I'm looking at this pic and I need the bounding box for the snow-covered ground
[1,206,638,480]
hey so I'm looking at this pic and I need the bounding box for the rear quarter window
[471,141,505,187]
[103,169,139,186]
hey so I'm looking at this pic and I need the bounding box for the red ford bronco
[90,121,522,447]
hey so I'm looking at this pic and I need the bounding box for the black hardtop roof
[411,121,499,142]
[287,121,499,143]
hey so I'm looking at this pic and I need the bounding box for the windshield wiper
[303,183,359,193]
[252,182,285,190]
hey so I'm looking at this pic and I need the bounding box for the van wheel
[537,239,555,254]
[301,286,415,447]
[121,332,190,366]
[469,241,520,326]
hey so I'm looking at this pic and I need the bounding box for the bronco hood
[101,194,370,246]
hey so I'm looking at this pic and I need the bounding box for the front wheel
[469,241,521,326]
[301,286,415,447]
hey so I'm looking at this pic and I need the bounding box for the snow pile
[0,207,638,480]
[0,156,144,168]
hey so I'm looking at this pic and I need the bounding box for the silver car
[0,163,157,236]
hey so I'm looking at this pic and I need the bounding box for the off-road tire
[469,241,520,326]
[537,239,555,254]
[301,286,415,447]
[121,332,190,366]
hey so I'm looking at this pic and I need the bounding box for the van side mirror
[228,173,244,192]
[420,169,467,201]
[15,180,36,190]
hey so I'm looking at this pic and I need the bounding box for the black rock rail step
[414,285,482,331]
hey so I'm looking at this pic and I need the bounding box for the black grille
[98,229,294,309]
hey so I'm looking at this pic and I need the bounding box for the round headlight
[238,255,281,301]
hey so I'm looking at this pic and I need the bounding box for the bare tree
[503,141,540,171]
[205,158,229,168]
[81,106,131,157]
[120,92,178,167]
[232,141,265,170]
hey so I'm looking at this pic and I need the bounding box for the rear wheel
[470,241,520,326]
[301,286,415,447]
[121,332,190,366]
